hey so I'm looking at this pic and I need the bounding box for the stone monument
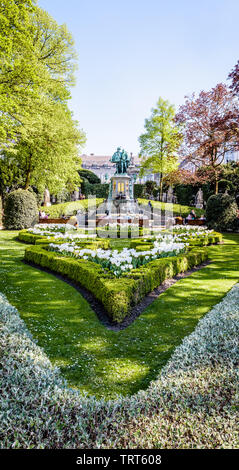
[109,147,134,204]
[167,186,174,203]
[43,188,51,207]
[195,188,204,209]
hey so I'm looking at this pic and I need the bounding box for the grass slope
[0,231,238,399]
[138,198,205,217]
[42,198,104,218]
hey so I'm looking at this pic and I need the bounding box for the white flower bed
[28,223,96,240]
[49,236,187,277]
[1,285,239,448]
[168,226,215,243]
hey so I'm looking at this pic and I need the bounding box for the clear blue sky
[38,0,239,156]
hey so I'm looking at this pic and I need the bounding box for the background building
[80,153,158,184]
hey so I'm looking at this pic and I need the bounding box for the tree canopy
[0,0,86,198]
[175,83,239,194]
[138,97,182,198]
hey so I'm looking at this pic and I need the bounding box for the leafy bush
[3,189,38,229]
[81,181,109,198]
[79,169,101,184]
[206,194,238,232]
[174,184,197,206]
[134,184,145,198]
[91,183,109,198]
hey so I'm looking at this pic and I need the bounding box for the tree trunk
[159,173,163,200]
[24,169,31,190]
[215,169,219,194]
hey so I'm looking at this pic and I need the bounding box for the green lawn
[138,198,205,217]
[0,230,239,399]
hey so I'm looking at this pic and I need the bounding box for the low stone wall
[175,218,206,226]
[39,218,70,224]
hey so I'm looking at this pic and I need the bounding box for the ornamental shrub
[206,194,238,232]
[134,184,145,198]
[3,189,38,229]
[78,169,101,184]
[174,184,197,206]
[81,181,109,198]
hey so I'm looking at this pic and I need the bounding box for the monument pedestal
[111,174,133,201]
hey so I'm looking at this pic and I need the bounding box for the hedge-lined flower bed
[1,284,238,448]
[48,236,186,277]
[18,229,110,250]
[24,245,208,322]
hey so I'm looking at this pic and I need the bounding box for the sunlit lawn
[0,230,239,399]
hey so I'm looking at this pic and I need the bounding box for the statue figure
[111,147,130,174]
[43,188,51,207]
[195,188,204,208]
[167,186,174,203]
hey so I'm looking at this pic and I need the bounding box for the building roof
[80,154,141,167]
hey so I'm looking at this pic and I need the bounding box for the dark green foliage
[206,194,238,232]
[134,184,145,198]
[202,182,214,203]
[3,189,38,229]
[152,187,159,199]
[91,183,109,198]
[0,196,2,226]
[81,181,109,198]
[174,184,198,206]
[78,168,109,198]
[145,180,157,196]
[24,245,208,322]
[79,169,101,184]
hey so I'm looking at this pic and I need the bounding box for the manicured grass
[41,198,104,217]
[42,197,204,219]
[0,231,239,399]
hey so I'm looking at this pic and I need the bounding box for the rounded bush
[78,169,101,184]
[206,193,238,232]
[3,189,38,229]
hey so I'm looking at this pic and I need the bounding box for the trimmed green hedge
[130,232,222,250]
[24,245,208,323]
[188,233,222,247]
[18,231,45,244]
[130,239,153,249]
[18,230,110,249]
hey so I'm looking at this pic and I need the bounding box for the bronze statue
[111,147,130,174]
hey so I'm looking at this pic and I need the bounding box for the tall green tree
[0,2,86,195]
[138,97,182,199]
[1,97,85,194]
[0,0,37,142]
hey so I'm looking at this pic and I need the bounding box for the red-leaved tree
[175,83,239,193]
